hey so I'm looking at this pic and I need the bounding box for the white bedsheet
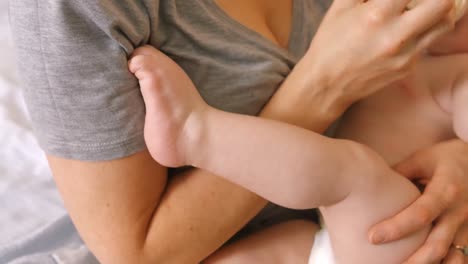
[0,0,62,247]
[0,1,334,263]
[0,1,98,263]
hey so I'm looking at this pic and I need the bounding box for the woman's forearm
[188,108,363,209]
[260,57,345,133]
[147,167,266,263]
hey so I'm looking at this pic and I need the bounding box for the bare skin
[333,56,468,264]
[205,30,468,262]
[334,55,468,264]
[204,220,318,264]
[42,0,455,263]
[49,2,317,263]
[125,52,412,264]
[337,54,468,165]
[128,21,468,264]
[206,4,468,263]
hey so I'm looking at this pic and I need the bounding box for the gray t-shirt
[9,0,331,241]
[10,0,330,161]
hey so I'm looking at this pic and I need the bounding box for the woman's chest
[151,0,326,115]
[214,0,293,49]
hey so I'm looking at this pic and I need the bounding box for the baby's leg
[129,46,429,263]
[324,104,431,262]
[320,165,429,264]
[130,45,431,264]
[204,220,318,264]
[325,71,450,262]
[129,45,363,209]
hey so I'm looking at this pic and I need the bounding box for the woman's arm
[12,0,454,263]
[46,67,338,264]
[46,49,344,264]
[9,1,270,262]
[48,152,269,264]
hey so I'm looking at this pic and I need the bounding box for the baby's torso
[336,55,465,165]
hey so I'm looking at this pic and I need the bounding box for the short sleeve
[9,0,158,161]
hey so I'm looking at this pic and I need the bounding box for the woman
[9,0,468,263]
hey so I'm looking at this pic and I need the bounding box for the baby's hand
[128,45,208,167]
[429,13,468,55]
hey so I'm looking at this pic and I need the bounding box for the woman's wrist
[261,56,348,133]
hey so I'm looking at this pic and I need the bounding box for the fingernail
[371,231,386,244]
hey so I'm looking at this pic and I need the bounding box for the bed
[0,1,333,262]
[0,1,99,263]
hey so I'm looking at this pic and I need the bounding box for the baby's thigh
[204,220,318,264]
[324,170,429,263]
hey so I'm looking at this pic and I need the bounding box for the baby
[128,8,468,264]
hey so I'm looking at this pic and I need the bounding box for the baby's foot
[129,45,207,167]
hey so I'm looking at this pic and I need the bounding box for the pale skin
[205,22,468,263]
[44,0,464,263]
[372,13,468,264]
[128,11,468,264]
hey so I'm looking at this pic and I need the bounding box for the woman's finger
[394,150,433,181]
[369,185,451,244]
[399,0,453,41]
[429,12,468,54]
[331,0,361,10]
[405,210,462,263]
[444,223,468,263]
[414,19,454,53]
[443,248,465,264]
[371,0,412,14]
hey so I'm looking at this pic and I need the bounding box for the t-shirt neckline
[205,0,304,57]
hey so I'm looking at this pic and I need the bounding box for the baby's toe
[128,55,148,74]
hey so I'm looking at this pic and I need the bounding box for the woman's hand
[368,139,468,264]
[300,0,454,114]
[429,12,468,55]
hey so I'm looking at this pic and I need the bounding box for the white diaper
[308,229,335,264]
